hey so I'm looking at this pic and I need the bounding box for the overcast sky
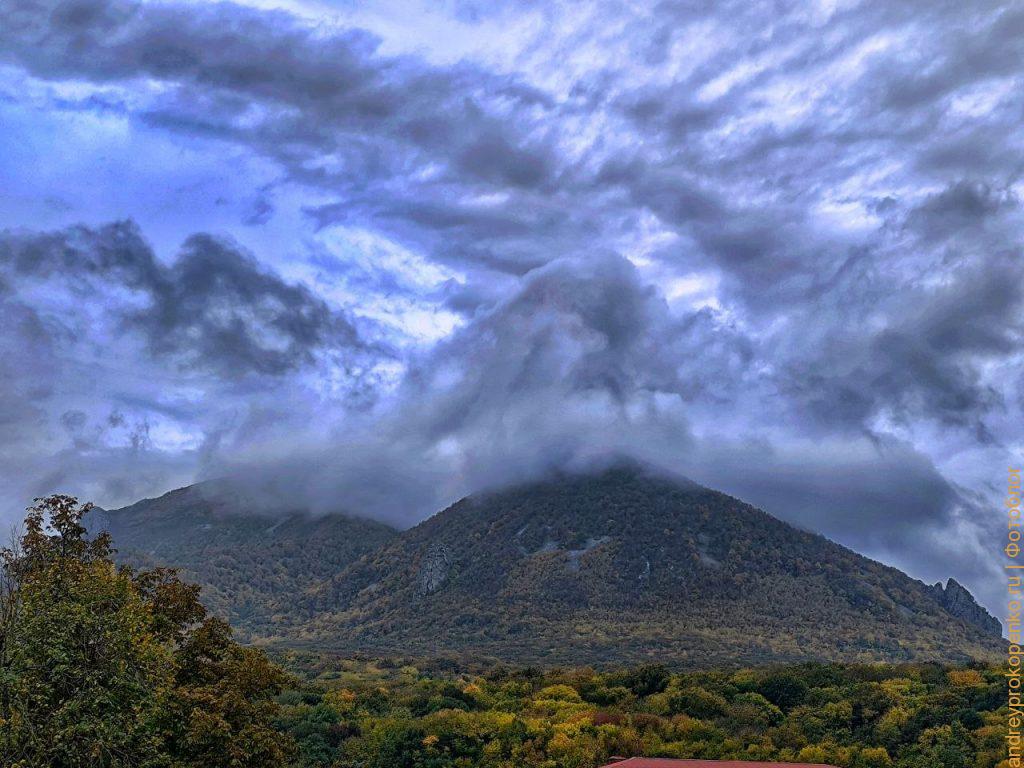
[1,0,1022,617]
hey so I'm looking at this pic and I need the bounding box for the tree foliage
[272,655,1009,768]
[0,495,294,767]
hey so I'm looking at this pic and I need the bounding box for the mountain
[90,481,397,638]
[293,465,1002,666]
[91,466,1002,667]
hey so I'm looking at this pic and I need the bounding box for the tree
[623,664,670,697]
[758,671,808,710]
[0,495,294,767]
[157,617,292,767]
[0,496,171,766]
[904,722,975,768]
[853,746,893,768]
[664,686,729,719]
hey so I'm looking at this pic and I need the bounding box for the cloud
[0,220,379,523]
[1,220,366,378]
[135,233,363,377]
[781,249,1023,439]
[0,0,568,274]
[0,292,55,455]
[0,0,1022,621]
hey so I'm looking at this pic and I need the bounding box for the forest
[0,496,1011,768]
[273,654,1008,768]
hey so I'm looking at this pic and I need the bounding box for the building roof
[599,760,838,768]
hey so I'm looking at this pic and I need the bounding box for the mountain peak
[930,578,1001,636]
[303,470,1003,666]
[473,455,703,505]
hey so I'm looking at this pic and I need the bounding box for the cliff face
[930,578,1002,636]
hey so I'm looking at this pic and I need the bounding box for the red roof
[599,760,838,768]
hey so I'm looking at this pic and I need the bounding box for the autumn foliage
[0,495,294,767]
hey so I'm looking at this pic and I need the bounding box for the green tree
[0,496,171,766]
[665,686,729,719]
[904,722,975,768]
[0,495,294,767]
[623,664,670,697]
[157,617,292,767]
[758,671,809,710]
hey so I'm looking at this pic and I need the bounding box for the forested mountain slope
[91,481,397,637]
[296,465,1002,666]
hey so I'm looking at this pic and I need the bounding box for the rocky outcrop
[930,578,1002,636]
[418,543,453,595]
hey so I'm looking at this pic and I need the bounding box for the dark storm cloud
[366,250,756,495]
[907,180,1020,242]
[137,233,362,377]
[2,0,1016,299]
[781,251,1023,439]
[0,221,364,378]
[0,295,55,445]
[877,3,1024,112]
[766,177,1024,444]
[401,251,696,438]
[210,251,726,520]
[1,0,1021,290]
